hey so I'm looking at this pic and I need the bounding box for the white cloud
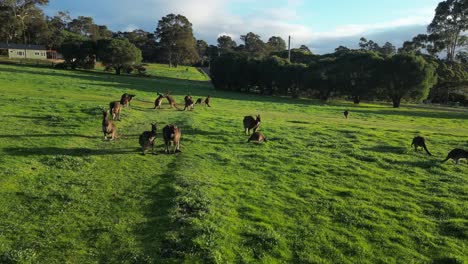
[45,0,437,53]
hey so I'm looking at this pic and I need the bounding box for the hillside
[0,64,467,263]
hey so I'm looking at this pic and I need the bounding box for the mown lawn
[0,64,466,263]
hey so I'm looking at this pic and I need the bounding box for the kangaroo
[165,91,179,109]
[344,110,349,119]
[162,124,182,154]
[411,136,432,156]
[195,98,204,105]
[183,95,194,111]
[442,149,468,164]
[243,115,261,135]
[102,111,116,140]
[247,132,268,143]
[109,101,122,121]
[120,93,135,107]
[204,95,212,107]
[154,92,164,109]
[139,123,157,155]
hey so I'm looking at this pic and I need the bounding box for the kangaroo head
[256,115,261,122]
[151,123,157,131]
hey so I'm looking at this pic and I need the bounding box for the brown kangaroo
[163,124,182,153]
[442,149,468,164]
[183,95,194,111]
[154,92,164,109]
[109,101,122,121]
[243,115,261,135]
[344,110,349,119]
[411,136,432,156]
[139,123,157,155]
[120,93,135,107]
[247,132,268,143]
[102,111,116,140]
[204,95,212,107]
[195,98,204,105]
[165,91,179,109]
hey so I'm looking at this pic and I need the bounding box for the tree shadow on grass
[350,108,468,120]
[137,159,178,261]
[0,133,99,139]
[364,145,409,154]
[3,147,138,156]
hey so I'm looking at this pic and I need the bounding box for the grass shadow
[3,147,138,156]
[364,145,408,154]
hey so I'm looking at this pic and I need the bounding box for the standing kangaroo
[204,95,212,107]
[139,123,157,155]
[165,91,179,109]
[344,110,349,119]
[442,149,468,164]
[184,95,194,111]
[109,101,122,121]
[163,124,182,153]
[411,136,432,156]
[154,92,164,109]
[243,115,261,135]
[102,111,116,140]
[120,93,135,107]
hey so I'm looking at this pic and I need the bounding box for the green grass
[0,64,467,263]
[94,62,210,81]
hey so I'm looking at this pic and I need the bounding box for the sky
[44,0,441,54]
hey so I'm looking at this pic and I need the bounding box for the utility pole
[288,35,291,62]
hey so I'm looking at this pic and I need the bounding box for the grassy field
[0,63,467,263]
[94,62,210,81]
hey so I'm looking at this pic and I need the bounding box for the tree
[196,39,208,66]
[0,0,49,44]
[331,51,383,104]
[429,61,468,103]
[359,37,380,51]
[99,38,142,75]
[155,14,199,67]
[379,54,438,107]
[428,0,468,61]
[60,40,96,69]
[116,29,157,62]
[217,35,237,54]
[299,45,312,53]
[379,42,396,56]
[267,36,286,52]
[241,32,266,57]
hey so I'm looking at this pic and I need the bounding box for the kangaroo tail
[441,156,450,163]
[423,144,432,156]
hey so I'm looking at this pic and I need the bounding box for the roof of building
[0,43,47,50]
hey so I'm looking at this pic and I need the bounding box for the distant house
[0,43,60,60]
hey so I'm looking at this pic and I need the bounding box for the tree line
[1,0,467,105]
[211,0,468,107]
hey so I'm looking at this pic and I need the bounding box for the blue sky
[44,0,441,54]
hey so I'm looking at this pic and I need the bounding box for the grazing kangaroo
[442,149,468,164]
[165,91,179,109]
[411,136,432,156]
[243,115,261,135]
[139,123,157,155]
[102,111,116,140]
[162,124,182,154]
[344,110,349,119]
[247,132,268,143]
[120,93,135,107]
[154,92,164,109]
[109,101,122,121]
[195,98,204,105]
[204,95,212,107]
[184,95,194,111]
